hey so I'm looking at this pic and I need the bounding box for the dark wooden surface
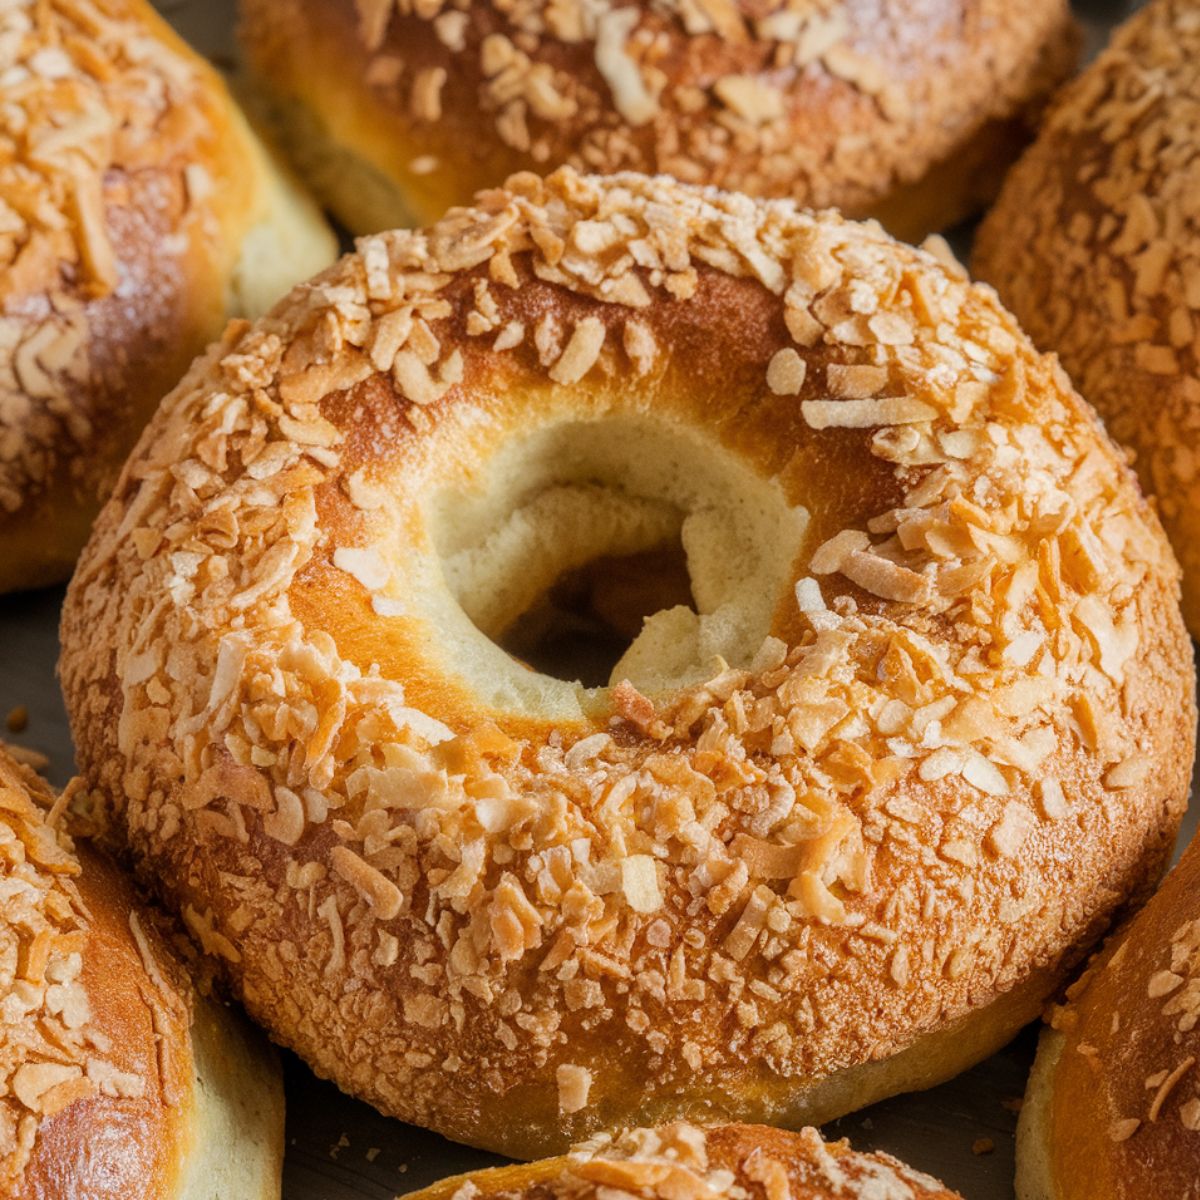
[1,2,1181,1196]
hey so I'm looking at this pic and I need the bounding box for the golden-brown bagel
[1017,834,1200,1200]
[238,0,1078,242]
[0,0,336,595]
[59,169,1195,1159]
[401,1122,963,1200]
[0,746,284,1199]
[974,0,1200,637]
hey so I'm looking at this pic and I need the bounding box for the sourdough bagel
[60,169,1195,1158]
[1017,834,1200,1200]
[974,0,1200,637]
[0,745,284,1199]
[0,0,335,594]
[402,1122,962,1200]
[238,0,1078,242]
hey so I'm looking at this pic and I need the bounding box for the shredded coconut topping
[976,0,1200,636]
[1044,834,1200,1192]
[60,167,1193,1152]
[0,0,258,524]
[245,0,1077,238]
[413,1122,961,1200]
[0,749,149,1186]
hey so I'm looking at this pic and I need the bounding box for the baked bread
[59,168,1195,1158]
[974,0,1200,636]
[1017,833,1200,1200]
[239,0,1078,242]
[0,745,284,1199]
[402,1122,963,1200]
[0,0,336,594]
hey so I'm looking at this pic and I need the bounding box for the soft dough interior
[424,416,809,714]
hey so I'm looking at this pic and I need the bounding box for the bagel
[0,745,284,1199]
[401,1122,963,1200]
[238,0,1078,242]
[59,168,1195,1159]
[974,0,1200,637]
[0,0,336,594]
[1016,833,1200,1200]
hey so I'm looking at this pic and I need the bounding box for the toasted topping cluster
[324,0,1074,226]
[0,751,145,1187]
[420,1122,960,1200]
[61,168,1192,1147]
[0,0,227,514]
[975,0,1200,631]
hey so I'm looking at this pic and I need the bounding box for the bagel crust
[0,747,284,1199]
[60,169,1195,1158]
[1016,836,1200,1200]
[400,1121,962,1200]
[975,0,1200,637]
[238,0,1078,241]
[0,0,335,594]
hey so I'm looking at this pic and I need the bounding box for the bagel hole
[425,417,810,713]
[497,542,695,688]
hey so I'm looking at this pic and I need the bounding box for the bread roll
[975,0,1200,635]
[60,168,1194,1158]
[403,1122,964,1200]
[0,746,284,1199]
[0,0,336,594]
[240,0,1078,241]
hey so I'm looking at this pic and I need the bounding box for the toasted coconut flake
[809,530,870,575]
[556,1063,592,1114]
[714,75,785,125]
[1109,1118,1140,1143]
[331,845,404,921]
[550,316,607,384]
[621,855,663,913]
[333,546,390,591]
[594,8,657,125]
[766,348,806,395]
[841,550,932,604]
[803,396,938,429]
[826,364,888,398]
[987,802,1034,858]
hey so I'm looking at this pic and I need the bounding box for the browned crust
[0,748,194,1199]
[1026,836,1200,1199]
[18,852,197,1200]
[239,0,1078,240]
[59,168,1194,1158]
[0,0,290,594]
[402,1122,962,1200]
[974,0,1200,637]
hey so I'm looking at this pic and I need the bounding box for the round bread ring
[0,747,284,1199]
[0,0,336,595]
[60,169,1195,1159]
[238,0,1078,242]
[974,0,1200,637]
[401,1121,962,1200]
[1017,834,1200,1200]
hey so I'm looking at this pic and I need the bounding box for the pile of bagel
[1,1,1198,1197]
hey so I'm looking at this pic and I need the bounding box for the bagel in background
[401,1122,964,1200]
[975,0,1200,636]
[1017,833,1200,1200]
[59,168,1194,1158]
[238,0,1077,242]
[0,0,336,595]
[0,745,284,1199]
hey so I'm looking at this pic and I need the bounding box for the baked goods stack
[0,1,1196,1197]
